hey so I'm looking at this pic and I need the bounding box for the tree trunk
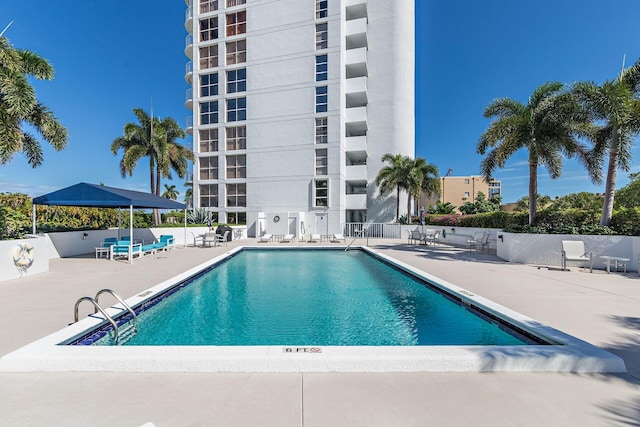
[600,146,618,226]
[153,166,162,226]
[395,187,400,221]
[407,191,412,224]
[528,162,538,225]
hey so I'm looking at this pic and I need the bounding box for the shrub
[610,208,640,236]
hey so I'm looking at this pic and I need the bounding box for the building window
[200,0,218,13]
[226,68,246,93]
[199,129,219,152]
[316,0,328,19]
[226,126,246,150]
[315,86,327,113]
[199,17,219,42]
[227,211,246,224]
[315,23,328,50]
[199,45,218,69]
[226,39,247,65]
[464,179,470,184]
[226,10,246,36]
[227,97,246,122]
[315,149,328,175]
[200,101,219,125]
[315,117,328,144]
[314,179,328,207]
[226,0,246,7]
[226,154,246,179]
[199,156,219,180]
[200,73,218,97]
[315,55,328,81]
[200,184,218,208]
[464,192,470,199]
[226,183,246,207]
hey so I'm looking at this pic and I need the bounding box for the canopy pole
[184,208,187,248]
[32,204,36,234]
[129,205,134,264]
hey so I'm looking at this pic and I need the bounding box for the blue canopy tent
[32,182,187,263]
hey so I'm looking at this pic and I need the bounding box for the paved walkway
[0,239,639,426]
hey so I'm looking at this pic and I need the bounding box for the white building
[184,0,414,237]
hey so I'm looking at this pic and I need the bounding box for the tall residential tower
[184,0,414,237]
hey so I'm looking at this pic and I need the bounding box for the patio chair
[407,227,423,244]
[466,232,485,251]
[425,230,440,245]
[110,241,143,260]
[561,240,593,272]
[215,230,229,246]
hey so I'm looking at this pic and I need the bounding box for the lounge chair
[203,232,217,247]
[257,233,272,243]
[308,233,321,243]
[561,240,593,272]
[331,233,346,243]
[280,234,294,243]
[215,230,229,246]
[425,230,440,245]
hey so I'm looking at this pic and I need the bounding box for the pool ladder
[345,227,368,252]
[73,289,137,344]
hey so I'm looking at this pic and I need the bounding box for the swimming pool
[0,246,626,373]
[85,249,536,346]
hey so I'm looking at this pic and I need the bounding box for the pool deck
[0,239,639,426]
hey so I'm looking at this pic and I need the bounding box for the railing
[74,297,120,343]
[342,223,402,239]
[95,289,137,332]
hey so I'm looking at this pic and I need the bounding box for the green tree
[162,184,179,200]
[513,194,553,212]
[614,172,640,209]
[478,82,599,225]
[111,108,192,224]
[548,192,603,211]
[375,153,411,221]
[573,57,640,226]
[0,36,68,166]
[406,157,439,223]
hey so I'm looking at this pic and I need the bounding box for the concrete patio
[0,239,638,426]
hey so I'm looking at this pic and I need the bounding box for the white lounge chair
[331,233,346,243]
[561,240,593,272]
[407,227,423,244]
[308,233,321,243]
[280,234,294,243]
[467,232,485,251]
[203,232,217,247]
[257,233,272,243]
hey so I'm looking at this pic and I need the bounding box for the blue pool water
[90,249,535,346]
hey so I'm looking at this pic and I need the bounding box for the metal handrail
[95,289,137,332]
[345,227,367,252]
[74,297,119,343]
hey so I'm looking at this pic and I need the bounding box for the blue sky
[2,0,640,203]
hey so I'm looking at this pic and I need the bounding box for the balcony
[345,136,367,152]
[185,6,193,32]
[345,0,367,21]
[345,165,367,181]
[185,88,193,109]
[345,18,367,50]
[345,193,367,210]
[186,115,193,135]
[346,76,367,108]
[185,34,193,59]
[185,61,193,84]
[346,105,367,123]
[345,47,367,78]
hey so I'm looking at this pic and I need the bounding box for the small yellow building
[420,176,501,213]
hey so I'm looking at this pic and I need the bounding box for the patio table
[599,255,630,274]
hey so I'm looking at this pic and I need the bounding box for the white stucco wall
[0,236,50,283]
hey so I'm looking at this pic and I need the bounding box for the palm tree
[572,57,640,226]
[111,108,193,225]
[406,157,439,223]
[478,82,599,225]
[162,184,179,200]
[375,153,411,221]
[0,36,68,166]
